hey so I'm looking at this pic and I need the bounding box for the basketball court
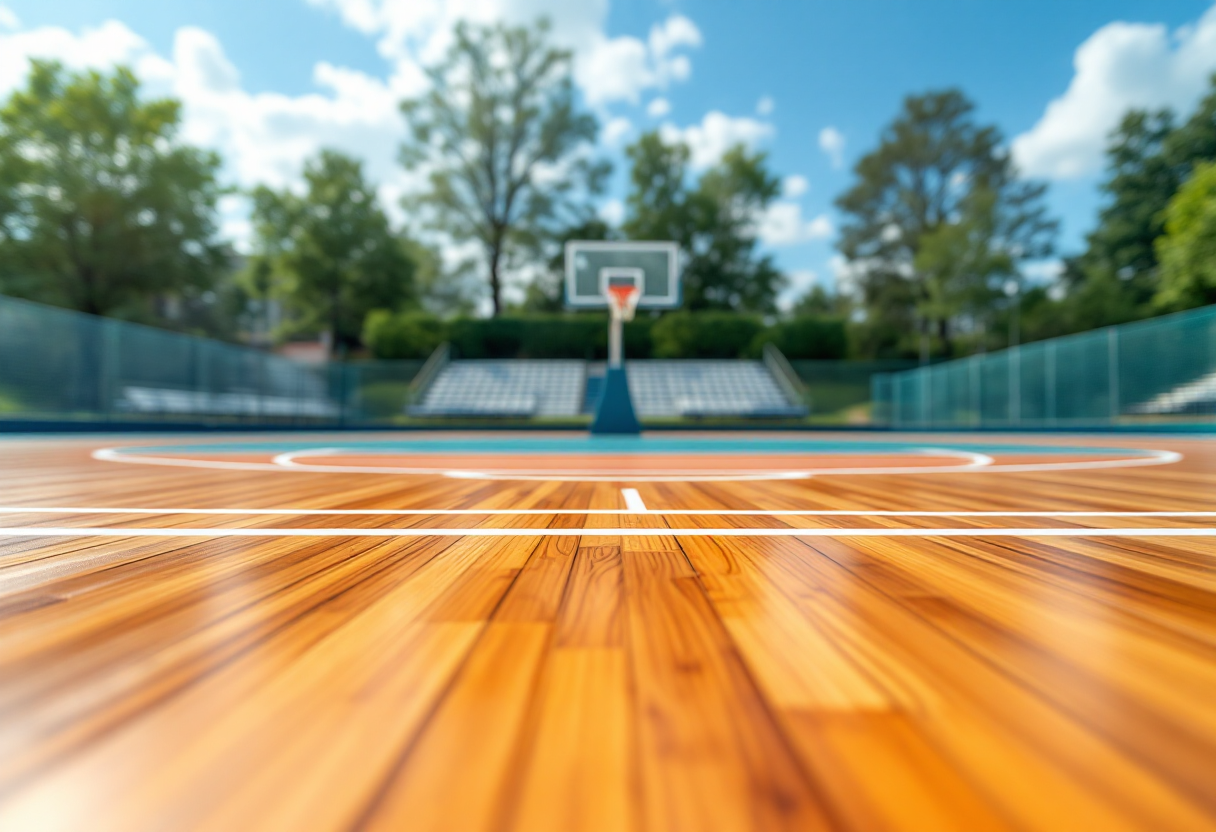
[2,242,1215,831]
[1,429,1214,831]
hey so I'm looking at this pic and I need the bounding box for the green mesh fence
[790,360,919,422]
[0,295,423,426]
[872,304,1216,428]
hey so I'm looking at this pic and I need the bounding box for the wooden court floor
[1,432,1214,831]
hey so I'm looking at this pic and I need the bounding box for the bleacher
[412,358,807,419]
[118,387,339,417]
[623,361,806,418]
[409,360,586,418]
[1129,370,1216,416]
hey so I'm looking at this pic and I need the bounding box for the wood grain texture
[0,432,1214,831]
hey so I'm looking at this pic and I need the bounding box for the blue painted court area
[118,437,1154,457]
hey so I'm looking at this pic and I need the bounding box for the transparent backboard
[564,241,681,309]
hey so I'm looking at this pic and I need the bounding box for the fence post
[1046,340,1057,426]
[1009,347,1020,425]
[1108,327,1120,422]
[917,369,928,427]
[970,355,981,427]
[101,317,121,420]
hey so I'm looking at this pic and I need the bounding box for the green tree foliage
[791,284,848,317]
[0,61,225,317]
[1060,110,1179,328]
[913,187,1017,349]
[519,218,614,313]
[757,317,848,359]
[362,309,448,359]
[835,90,1055,357]
[651,311,765,358]
[400,19,608,316]
[250,149,417,356]
[623,132,784,312]
[1061,75,1216,330]
[1155,161,1216,310]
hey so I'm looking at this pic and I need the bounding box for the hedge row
[363,311,847,361]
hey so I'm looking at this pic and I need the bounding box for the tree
[791,284,848,317]
[1060,110,1178,329]
[250,149,417,356]
[1155,161,1216,310]
[913,187,1016,351]
[0,60,225,317]
[519,217,614,313]
[835,90,1055,357]
[400,19,608,316]
[1061,75,1216,330]
[623,132,784,312]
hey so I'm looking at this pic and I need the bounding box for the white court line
[270,446,994,480]
[621,489,647,512]
[90,445,1184,482]
[3,507,1216,518]
[2,527,1216,538]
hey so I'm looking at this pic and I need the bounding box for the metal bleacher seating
[622,360,807,418]
[409,360,586,418]
[410,354,807,420]
[1130,370,1216,416]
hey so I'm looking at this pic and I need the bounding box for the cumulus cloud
[0,5,19,30]
[646,97,670,118]
[830,254,873,298]
[0,19,170,95]
[782,174,808,197]
[818,126,845,168]
[1013,3,1216,179]
[1023,259,1064,285]
[600,198,625,226]
[757,203,834,247]
[778,269,818,311]
[661,110,774,169]
[306,0,700,108]
[0,18,421,250]
[756,95,774,116]
[602,115,633,145]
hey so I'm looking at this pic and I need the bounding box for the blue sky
[2,0,1215,309]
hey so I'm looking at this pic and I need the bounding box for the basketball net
[606,283,641,323]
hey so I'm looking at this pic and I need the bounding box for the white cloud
[777,269,817,311]
[0,19,167,96]
[818,126,845,168]
[306,0,701,108]
[649,14,701,57]
[830,254,867,298]
[600,198,625,226]
[1023,258,1064,285]
[782,174,808,197]
[646,97,671,118]
[1013,3,1216,179]
[757,203,834,247]
[602,115,633,145]
[0,18,420,249]
[661,110,774,169]
[576,15,701,105]
[756,95,774,116]
[0,5,19,30]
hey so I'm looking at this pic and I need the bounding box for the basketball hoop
[606,282,641,322]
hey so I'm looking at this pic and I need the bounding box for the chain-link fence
[872,305,1216,428]
[0,295,423,426]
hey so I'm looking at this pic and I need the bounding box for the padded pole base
[591,366,641,435]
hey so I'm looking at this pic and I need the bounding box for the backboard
[564,241,681,310]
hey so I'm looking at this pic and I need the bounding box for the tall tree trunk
[488,240,503,316]
[331,286,342,359]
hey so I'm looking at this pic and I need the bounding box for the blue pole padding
[591,366,641,434]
